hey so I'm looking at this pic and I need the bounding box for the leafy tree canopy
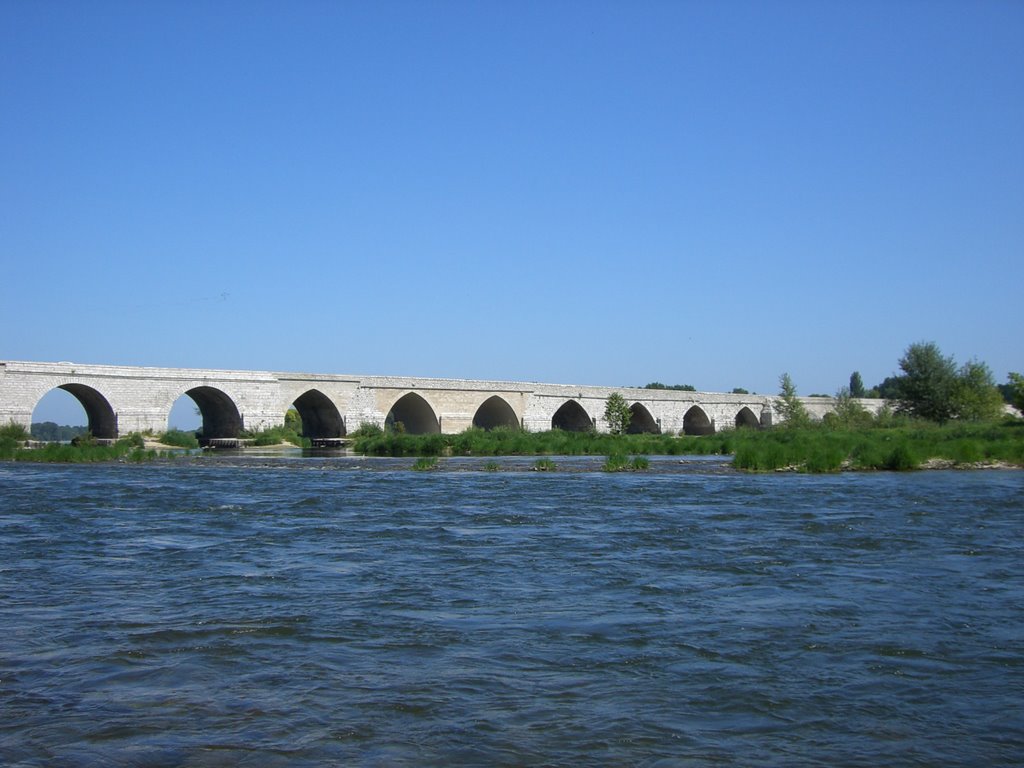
[952,360,1005,422]
[869,376,903,400]
[31,422,88,442]
[643,382,696,391]
[894,342,959,422]
[849,371,865,398]
[824,386,873,429]
[887,342,1005,423]
[604,392,632,435]
[1008,373,1024,414]
[775,373,810,428]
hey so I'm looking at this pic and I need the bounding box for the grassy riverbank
[0,426,162,463]
[352,426,731,458]
[353,422,1024,472]
[731,421,1024,471]
[5,421,1022,471]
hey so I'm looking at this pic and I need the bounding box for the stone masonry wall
[1,360,888,438]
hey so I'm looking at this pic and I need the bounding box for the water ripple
[1,460,1022,766]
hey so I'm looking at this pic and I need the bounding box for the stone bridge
[0,360,871,441]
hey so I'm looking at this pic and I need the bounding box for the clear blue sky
[3,1,1022,424]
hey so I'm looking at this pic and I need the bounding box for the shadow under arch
[627,402,660,434]
[386,392,440,435]
[682,405,714,436]
[35,384,118,439]
[551,400,593,432]
[293,389,345,439]
[185,386,243,439]
[735,406,760,429]
[472,395,519,431]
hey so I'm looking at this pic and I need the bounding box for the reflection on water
[1,458,1022,766]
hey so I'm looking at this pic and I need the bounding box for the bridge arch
[386,392,440,434]
[34,383,117,440]
[292,389,345,439]
[551,400,593,432]
[181,386,243,439]
[473,395,519,431]
[627,402,660,434]
[735,406,760,429]
[682,405,714,436]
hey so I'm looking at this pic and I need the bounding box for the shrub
[603,453,630,472]
[604,393,632,435]
[0,437,17,460]
[160,429,200,449]
[883,442,919,471]
[412,456,438,471]
[947,439,984,464]
[118,433,146,449]
[1,422,30,441]
[775,373,811,428]
[351,423,384,438]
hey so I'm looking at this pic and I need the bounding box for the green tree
[775,373,810,427]
[872,376,903,400]
[824,386,872,428]
[895,341,959,423]
[731,387,750,394]
[952,360,1004,421]
[643,382,696,391]
[849,371,865,398]
[1008,373,1024,414]
[604,392,632,435]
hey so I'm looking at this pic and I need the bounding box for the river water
[1,455,1022,767]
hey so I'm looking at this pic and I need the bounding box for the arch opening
[386,392,440,435]
[735,406,760,429]
[169,395,202,432]
[627,402,660,434]
[472,396,519,431]
[183,386,243,440]
[31,385,115,440]
[292,389,345,439]
[551,400,593,432]
[682,405,714,436]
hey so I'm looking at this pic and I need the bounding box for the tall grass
[731,421,1023,472]
[350,421,1024,473]
[7,434,160,463]
[604,454,650,472]
[0,422,30,460]
[353,427,733,458]
[159,429,200,449]
[241,426,310,448]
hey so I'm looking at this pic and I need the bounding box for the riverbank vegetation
[1,425,162,463]
[354,338,1024,473]
[240,425,310,448]
[350,420,1023,472]
[732,421,1023,472]
[158,429,201,448]
[351,425,733,458]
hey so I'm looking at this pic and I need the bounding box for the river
[1,456,1022,766]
